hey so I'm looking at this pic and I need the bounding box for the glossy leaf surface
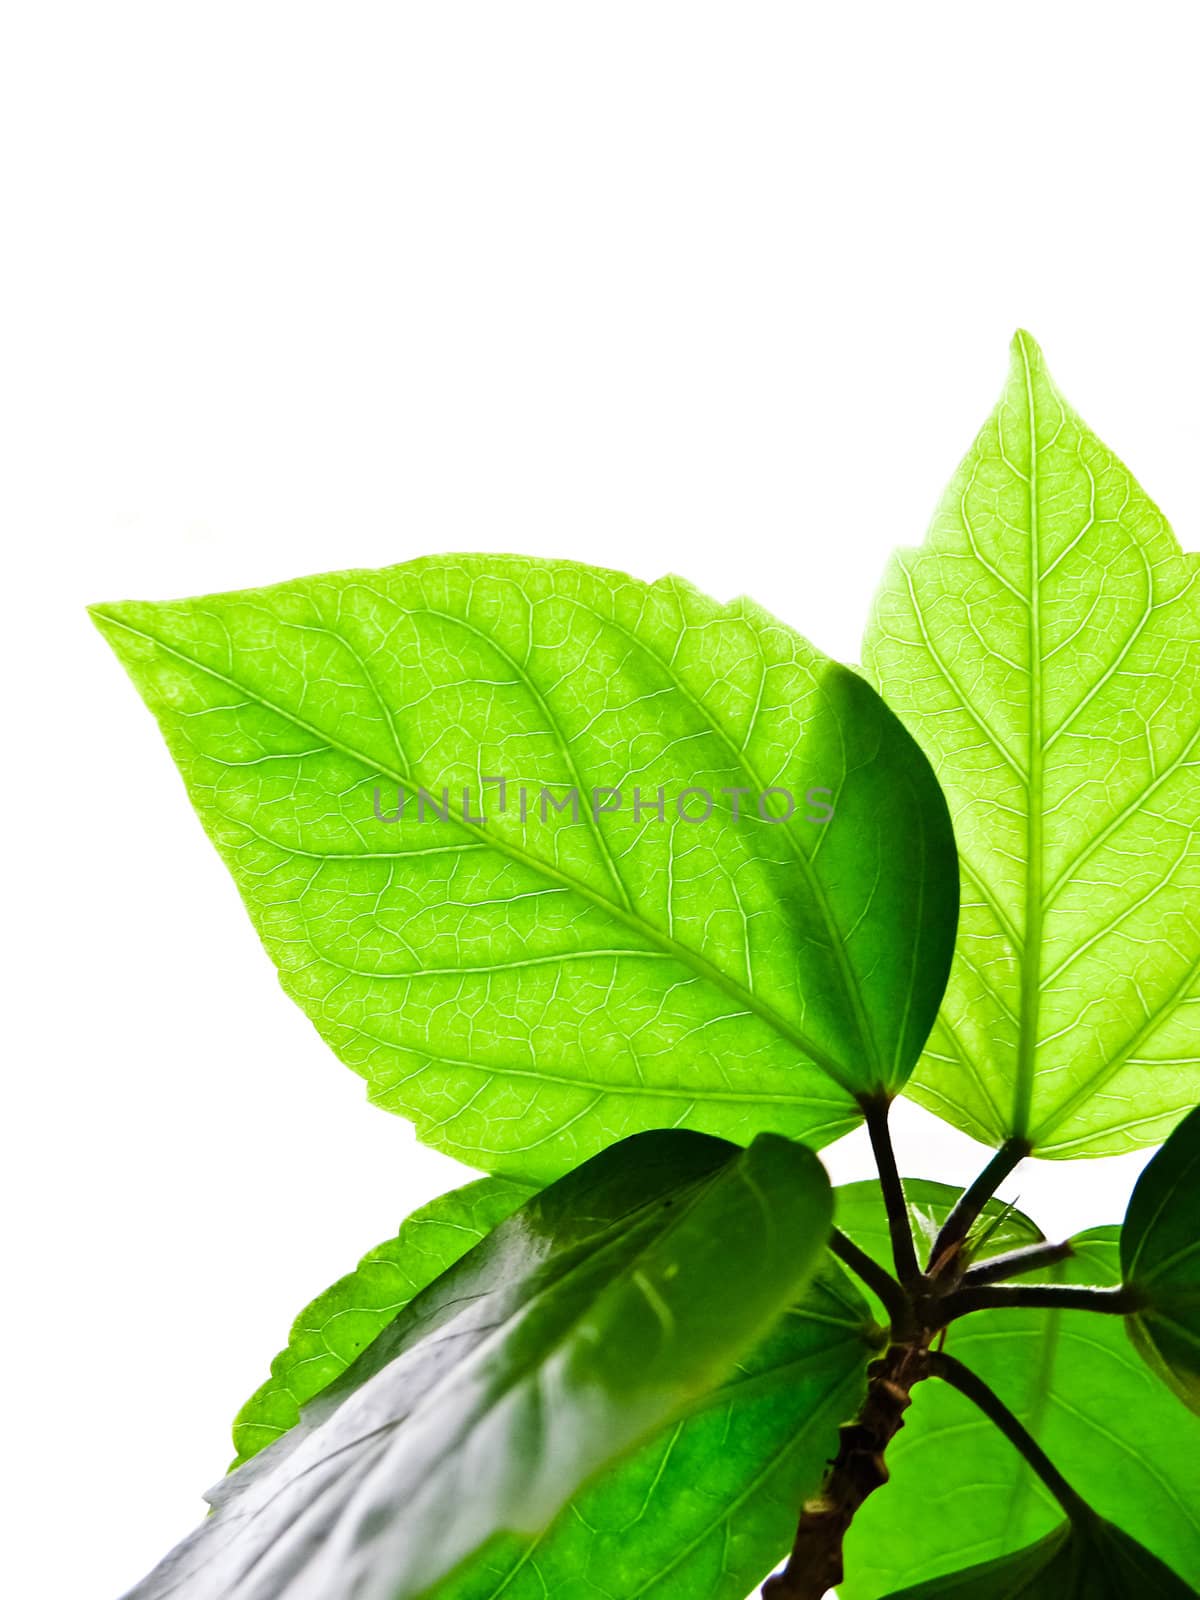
[880,1514,1194,1598]
[841,1230,1200,1597]
[93,555,957,1179]
[865,333,1200,1157]
[124,1131,834,1600]
[232,1176,534,1467]
[1121,1102,1200,1413]
[439,1262,877,1600]
[233,1198,878,1600]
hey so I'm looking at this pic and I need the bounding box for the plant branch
[829,1228,913,1336]
[927,1351,1090,1523]
[926,1137,1031,1274]
[934,1281,1141,1326]
[861,1095,922,1289]
[960,1238,1073,1287]
[763,1341,931,1598]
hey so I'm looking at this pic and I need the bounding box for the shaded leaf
[394,1263,877,1600]
[232,1176,535,1467]
[864,332,1200,1157]
[92,555,957,1179]
[879,1514,1194,1597]
[124,1130,834,1600]
[840,1230,1200,1597]
[237,1209,878,1600]
[1121,1102,1200,1414]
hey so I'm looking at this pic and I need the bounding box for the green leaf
[833,1177,1043,1321]
[878,1515,1194,1598]
[229,1170,879,1600]
[439,1264,877,1600]
[1121,1102,1200,1414]
[840,1230,1200,1598]
[124,1130,836,1600]
[864,332,1200,1158]
[231,1176,535,1467]
[835,1176,1043,1272]
[92,555,957,1179]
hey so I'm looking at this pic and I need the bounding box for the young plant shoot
[95,334,1200,1598]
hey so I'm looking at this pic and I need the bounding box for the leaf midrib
[1013,331,1045,1142]
[576,601,883,1078]
[96,609,857,1094]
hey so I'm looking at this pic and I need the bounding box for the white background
[2,5,1197,1598]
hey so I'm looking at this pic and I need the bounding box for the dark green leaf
[419,1262,878,1600]
[1121,1102,1200,1414]
[92,555,958,1179]
[232,1174,880,1600]
[124,1130,834,1600]
[840,1231,1200,1597]
[864,332,1200,1157]
[879,1514,1194,1597]
[232,1176,535,1467]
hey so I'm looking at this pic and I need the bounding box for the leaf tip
[1009,327,1046,372]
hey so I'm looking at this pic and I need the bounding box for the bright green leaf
[231,1176,535,1467]
[124,1130,835,1600]
[878,1514,1194,1598]
[840,1230,1200,1597]
[1121,1102,1200,1414]
[864,332,1200,1158]
[92,555,957,1180]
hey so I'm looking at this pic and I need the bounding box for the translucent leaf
[93,556,956,1178]
[865,333,1200,1157]
[840,1231,1200,1597]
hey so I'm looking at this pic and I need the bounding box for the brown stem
[762,1340,931,1599]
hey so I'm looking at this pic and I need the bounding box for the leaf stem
[960,1238,1073,1287]
[926,1137,1031,1273]
[861,1096,922,1289]
[935,1282,1142,1326]
[927,1350,1091,1525]
[829,1228,913,1336]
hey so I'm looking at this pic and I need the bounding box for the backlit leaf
[864,333,1200,1157]
[840,1230,1200,1597]
[92,555,957,1180]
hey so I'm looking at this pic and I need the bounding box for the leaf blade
[231,1176,535,1467]
[839,1229,1200,1597]
[123,1130,839,1600]
[864,333,1200,1157]
[878,1515,1194,1598]
[229,1176,879,1600]
[1121,1102,1200,1413]
[93,556,957,1177]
